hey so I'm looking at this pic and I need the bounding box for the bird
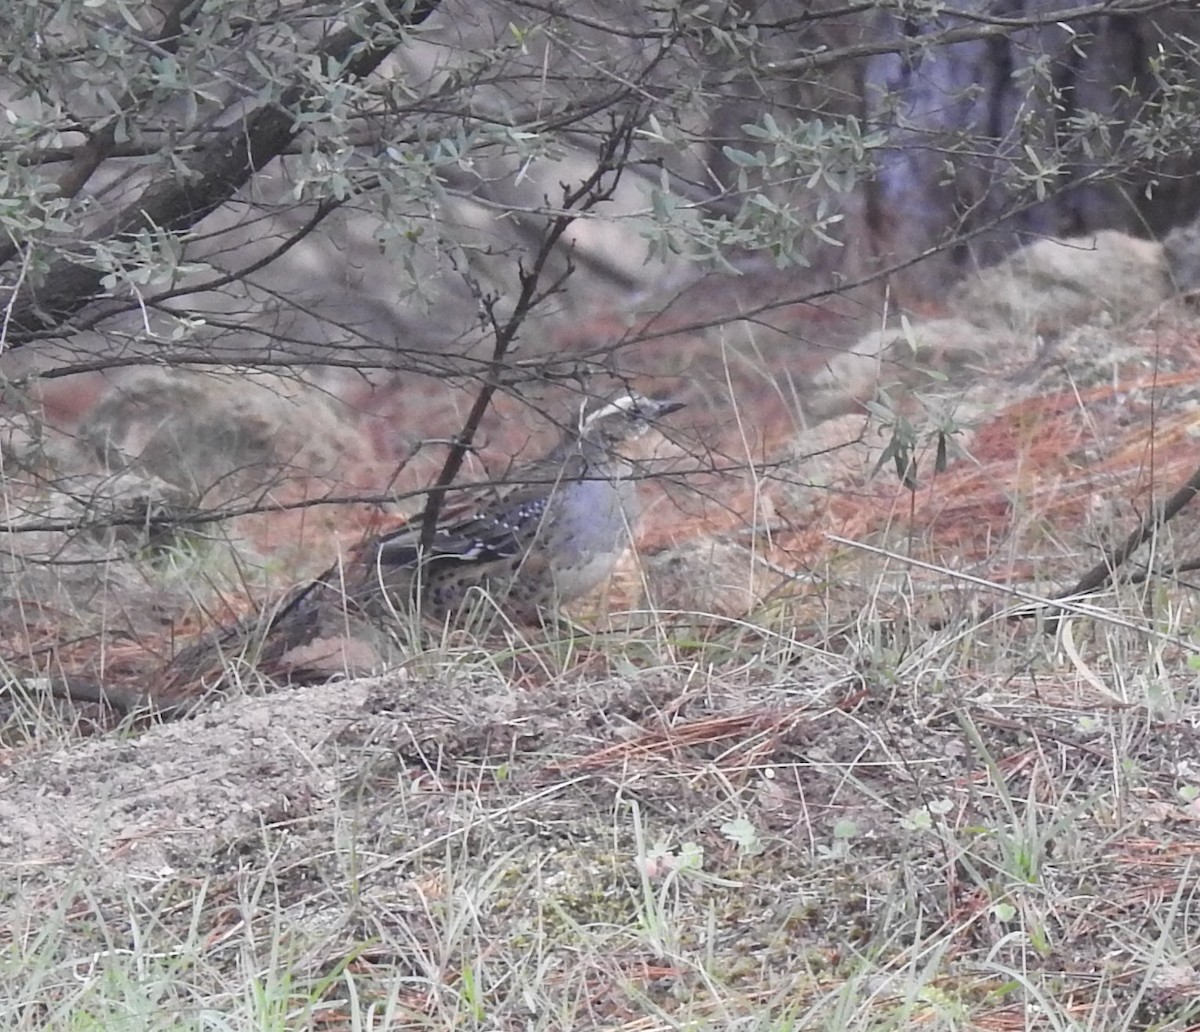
[58,389,686,715]
[354,388,687,624]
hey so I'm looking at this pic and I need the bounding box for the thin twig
[825,533,1200,654]
[416,107,645,549]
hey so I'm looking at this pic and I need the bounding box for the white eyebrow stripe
[583,393,641,425]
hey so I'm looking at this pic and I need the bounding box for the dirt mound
[949,230,1171,333]
[78,369,369,503]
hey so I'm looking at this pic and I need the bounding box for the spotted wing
[371,488,553,568]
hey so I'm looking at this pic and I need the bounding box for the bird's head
[576,390,685,451]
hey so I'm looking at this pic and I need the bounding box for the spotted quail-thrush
[131,389,685,710]
[357,389,686,623]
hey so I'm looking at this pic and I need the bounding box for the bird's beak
[651,398,686,418]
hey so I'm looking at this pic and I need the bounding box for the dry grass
[3,304,1200,1030]
[3,588,1199,1030]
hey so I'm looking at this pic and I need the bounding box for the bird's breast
[547,476,638,560]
